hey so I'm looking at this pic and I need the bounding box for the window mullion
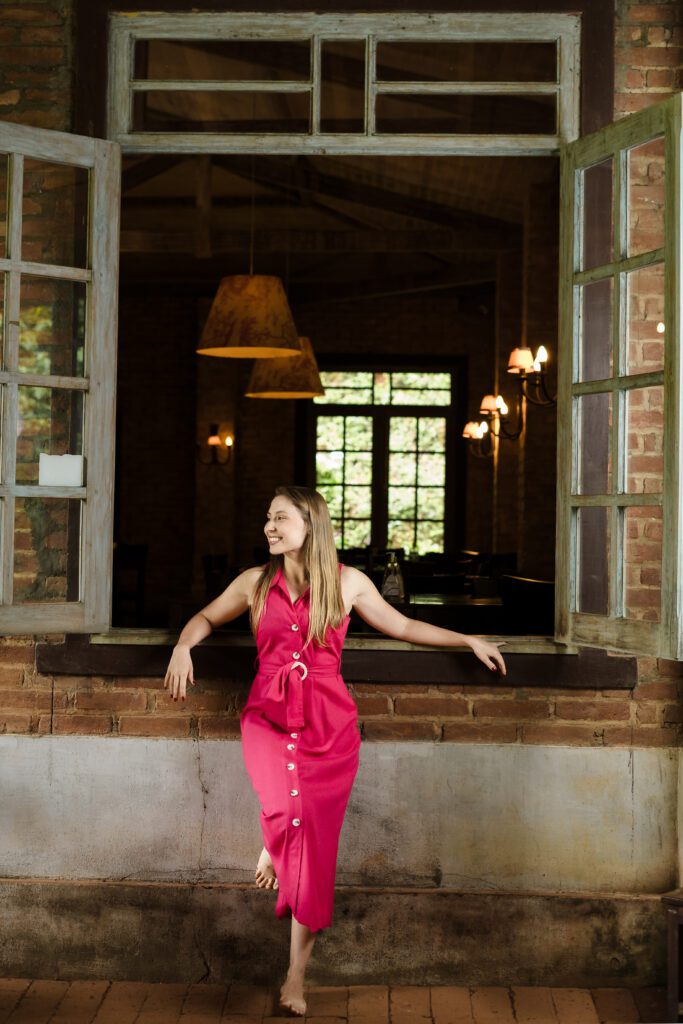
[372,409,388,549]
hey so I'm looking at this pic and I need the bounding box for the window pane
[135,38,311,81]
[343,485,371,519]
[376,40,557,83]
[345,416,372,450]
[389,452,416,485]
[315,449,343,484]
[14,496,81,602]
[392,372,451,390]
[387,519,414,551]
[625,262,665,375]
[388,486,415,518]
[17,387,84,485]
[331,519,343,548]
[343,519,371,547]
[417,486,445,520]
[345,451,372,484]
[19,277,86,377]
[624,505,662,622]
[626,386,663,494]
[133,90,310,133]
[628,136,665,258]
[389,417,417,451]
[577,393,612,495]
[316,416,344,451]
[416,520,444,553]
[321,40,365,133]
[418,417,446,452]
[418,453,446,487]
[0,153,7,259]
[317,483,342,517]
[578,278,612,383]
[373,372,390,404]
[582,158,613,270]
[576,506,609,615]
[391,388,451,406]
[22,159,88,268]
[376,93,556,135]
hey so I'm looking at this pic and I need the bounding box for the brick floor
[0,979,669,1023]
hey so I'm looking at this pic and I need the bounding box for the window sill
[35,630,637,689]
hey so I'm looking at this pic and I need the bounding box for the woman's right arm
[163,567,261,702]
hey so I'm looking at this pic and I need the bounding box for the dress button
[292,651,301,659]
[290,732,298,739]
[290,789,299,796]
[291,623,299,632]
[292,818,301,827]
[287,743,295,751]
[286,762,295,770]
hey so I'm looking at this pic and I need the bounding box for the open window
[0,121,120,633]
[556,93,682,657]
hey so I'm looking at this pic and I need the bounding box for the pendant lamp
[197,275,302,358]
[245,336,325,399]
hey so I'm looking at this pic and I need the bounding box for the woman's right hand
[164,643,195,702]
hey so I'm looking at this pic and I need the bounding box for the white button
[291,623,299,631]
[292,651,301,659]
[286,763,295,770]
[290,789,299,796]
[292,818,301,827]
[290,732,298,738]
[287,743,295,751]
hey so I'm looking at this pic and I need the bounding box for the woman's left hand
[468,637,507,675]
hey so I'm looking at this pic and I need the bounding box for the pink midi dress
[239,565,361,933]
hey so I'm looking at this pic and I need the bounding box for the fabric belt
[257,661,339,730]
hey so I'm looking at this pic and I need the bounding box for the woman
[164,485,506,1016]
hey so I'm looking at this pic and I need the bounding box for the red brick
[618,45,682,66]
[460,685,515,696]
[0,711,35,733]
[0,645,34,666]
[0,89,21,106]
[198,717,242,738]
[118,715,191,737]
[663,704,683,724]
[521,724,605,745]
[657,659,683,677]
[354,695,392,716]
[394,695,469,717]
[0,688,52,711]
[625,725,679,746]
[112,676,163,689]
[155,690,229,713]
[442,722,518,743]
[0,7,64,23]
[646,68,677,87]
[636,703,660,725]
[473,698,549,720]
[19,26,67,45]
[0,668,25,687]
[76,691,148,713]
[624,69,646,89]
[53,714,112,735]
[555,700,631,721]
[354,683,427,694]
[362,720,441,741]
[0,46,65,66]
[633,681,680,699]
[602,725,636,745]
[626,6,681,24]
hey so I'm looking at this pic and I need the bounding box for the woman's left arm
[346,566,507,675]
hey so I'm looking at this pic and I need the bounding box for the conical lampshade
[245,337,325,399]
[197,275,301,358]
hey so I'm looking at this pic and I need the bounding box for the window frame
[556,93,683,658]
[302,356,467,555]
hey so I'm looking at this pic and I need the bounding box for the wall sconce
[197,423,234,466]
[462,419,493,459]
[507,344,556,406]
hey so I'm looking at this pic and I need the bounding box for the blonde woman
[164,485,506,1016]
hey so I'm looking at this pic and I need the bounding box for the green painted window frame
[556,93,682,658]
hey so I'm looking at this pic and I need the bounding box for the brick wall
[615,0,683,117]
[0,2,72,131]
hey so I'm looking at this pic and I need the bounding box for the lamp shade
[245,336,325,399]
[197,275,301,358]
[479,394,498,414]
[507,346,535,374]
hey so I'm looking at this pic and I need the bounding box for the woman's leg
[279,916,317,1015]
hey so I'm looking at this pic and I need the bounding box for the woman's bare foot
[255,846,279,890]
[279,966,306,1016]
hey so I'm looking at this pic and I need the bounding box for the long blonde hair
[250,485,346,647]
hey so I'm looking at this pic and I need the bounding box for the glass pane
[317,483,342,518]
[345,451,372,484]
[626,386,664,494]
[416,520,444,554]
[582,158,613,270]
[577,393,612,495]
[316,416,344,451]
[17,387,84,485]
[22,159,88,268]
[392,372,451,390]
[417,486,445,520]
[624,505,662,622]
[388,486,415,518]
[418,417,446,452]
[344,485,371,519]
[628,136,665,258]
[578,278,612,382]
[315,449,343,484]
[576,506,609,615]
[389,417,417,452]
[343,519,371,547]
[375,94,556,136]
[373,372,390,404]
[19,277,86,377]
[387,519,415,551]
[321,40,365,133]
[135,38,311,81]
[14,496,81,602]
[389,452,416,485]
[376,41,557,83]
[625,262,665,375]
[345,416,372,450]
[133,91,310,133]
[331,519,343,548]
[0,153,7,259]
[418,453,446,487]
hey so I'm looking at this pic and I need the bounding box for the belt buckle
[290,661,308,681]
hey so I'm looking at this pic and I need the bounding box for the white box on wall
[38,453,84,487]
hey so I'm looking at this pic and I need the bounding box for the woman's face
[264,496,309,556]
